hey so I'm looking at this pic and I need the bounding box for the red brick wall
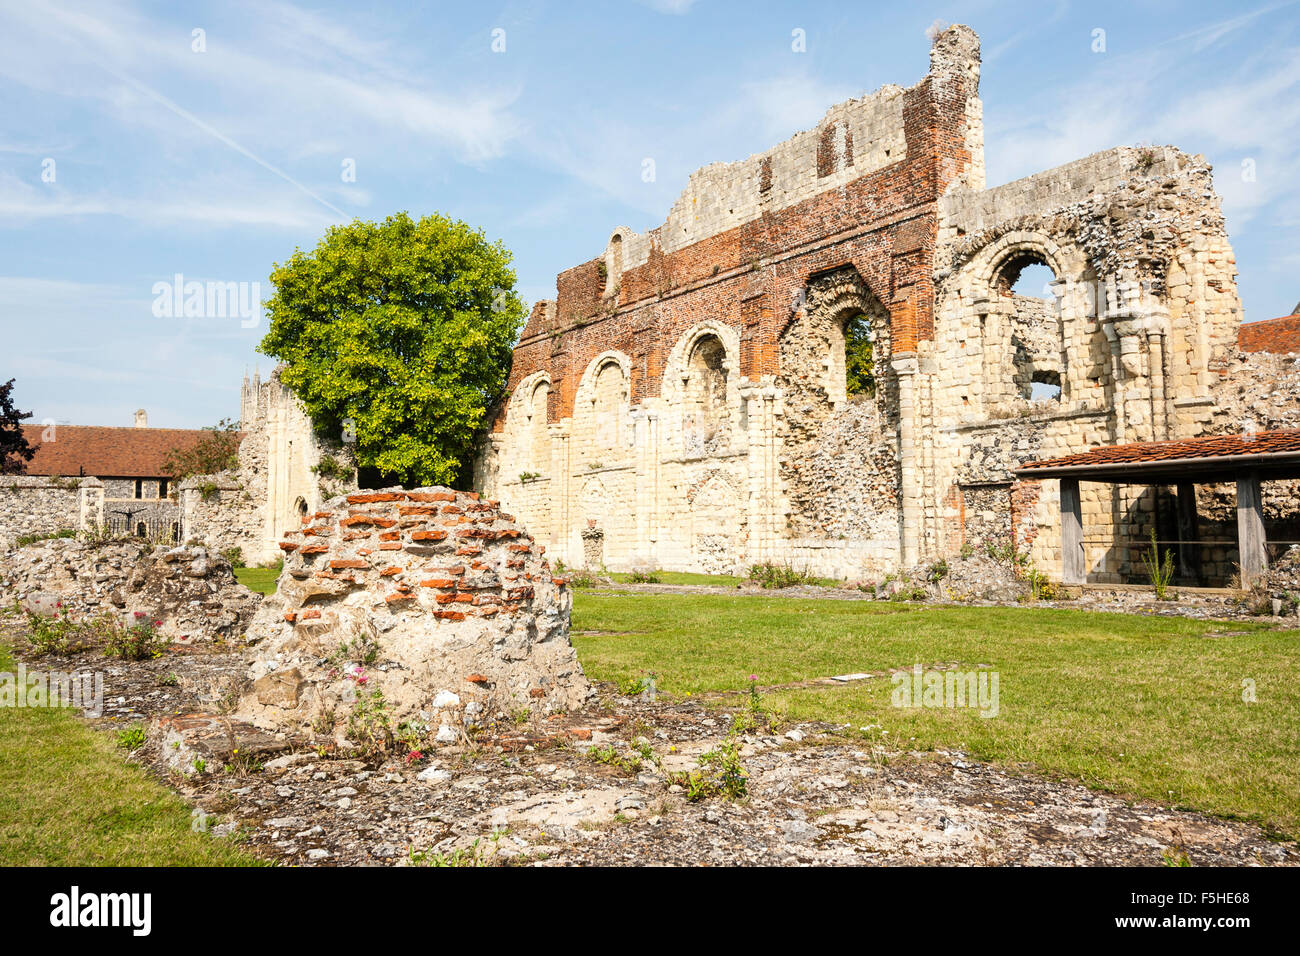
[496,66,976,431]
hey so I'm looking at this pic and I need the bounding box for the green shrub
[103,614,170,661]
[312,454,354,484]
[628,569,662,584]
[748,562,818,589]
[15,528,77,547]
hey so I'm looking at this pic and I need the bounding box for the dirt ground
[5,616,1293,868]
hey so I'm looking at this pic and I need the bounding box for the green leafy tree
[258,212,525,487]
[0,378,35,475]
[161,418,241,484]
[844,314,876,397]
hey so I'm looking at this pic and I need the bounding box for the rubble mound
[0,536,261,643]
[1264,544,1300,602]
[874,551,1028,603]
[237,488,591,742]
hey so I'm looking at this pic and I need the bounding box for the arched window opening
[844,314,876,398]
[826,311,878,407]
[995,251,1065,403]
[592,361,626,451]
[684,335,730,455]
[604,234,624,297]
[1030,370,1062,403]
[527,381,550,472]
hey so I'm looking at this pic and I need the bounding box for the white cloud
[636,0,700,14]
[0,0,524,232]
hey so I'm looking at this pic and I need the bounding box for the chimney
[134,409,148,428]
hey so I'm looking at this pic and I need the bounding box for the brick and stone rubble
[0,537,260,644]
[235,488,591,742]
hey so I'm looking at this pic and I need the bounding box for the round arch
[661,320,741,407]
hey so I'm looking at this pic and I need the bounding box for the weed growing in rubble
[116,725,147,750]
[1021,566,1057,603]
[617,672,657,696]
[25,605,81,655]
[409,830,505,867]
[565,569,602,588]
[748,562,820,589]
[103,614,169,661]
[1139,528,1176,601]
[15,528,76,547]
[672,736,748,802]
[348,689,396,756]
[586,742,653,775]
[889,584,929,602]
[730,677,782,735]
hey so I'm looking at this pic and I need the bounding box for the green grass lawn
[235,566,279,595]
[0,643,262,865]
[605,570,747,587]
[572,593,1300,838]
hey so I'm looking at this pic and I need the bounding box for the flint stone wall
[237,488,591,741]
[0,476,104,550]
[0,537,260,643]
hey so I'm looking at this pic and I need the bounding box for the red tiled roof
[1239,314,1300,353]
[1019,428,1300,473]
[19,425,209,479]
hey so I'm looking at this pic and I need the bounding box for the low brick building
[18,411,204,539]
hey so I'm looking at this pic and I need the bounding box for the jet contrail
[103,64,349,221]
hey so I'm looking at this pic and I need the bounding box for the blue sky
[2,0,1297,429]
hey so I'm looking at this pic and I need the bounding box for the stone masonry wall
[182,369,356,566]
[0,537,260,644]
[0,476,104,550]
[477,23,1252,585]
[477,25,982,578]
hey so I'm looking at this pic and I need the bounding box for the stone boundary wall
[0,476,104,549]
[179,474,257,557]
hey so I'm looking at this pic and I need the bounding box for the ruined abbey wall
[181,370,355,565]
[476,24,1254,584]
